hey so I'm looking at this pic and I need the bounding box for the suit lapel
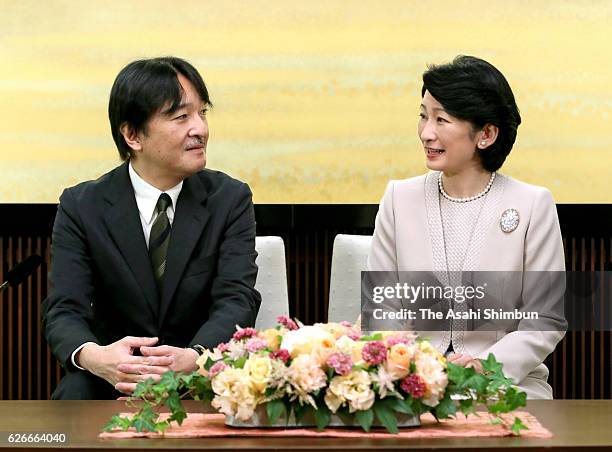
[158,173,210,327]
[102,163,159,317]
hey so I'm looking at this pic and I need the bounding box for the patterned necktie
[149,193,172,292]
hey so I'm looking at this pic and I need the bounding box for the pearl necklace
[438,172,496,203]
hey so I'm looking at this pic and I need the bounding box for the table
[0,400,611,451]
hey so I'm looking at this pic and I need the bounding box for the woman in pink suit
[367,56,566,399]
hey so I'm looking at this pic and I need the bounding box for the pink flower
[208,362,228,377]
[326,353,353,376]
[276,316,298,331]
[340,321,353,328]
[269,349,290,363]
[233,327,258,341]
[400,374,426,398]
[386,335,411,347]
[362,341,387,366]
[347,331,361,341]
[245,337,268,353]
[217,342,230,353]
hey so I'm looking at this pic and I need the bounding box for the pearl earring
[480,141,486,146]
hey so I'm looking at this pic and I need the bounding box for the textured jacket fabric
[43,162,261,381]
[368,172,566,399]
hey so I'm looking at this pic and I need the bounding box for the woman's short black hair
[421,55,521,172]
[108,56,213,161]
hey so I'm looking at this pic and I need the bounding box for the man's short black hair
[109,56,212,161]
[421,55,521,172]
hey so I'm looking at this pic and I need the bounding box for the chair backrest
[254,236,289,330]
[328,234,373,323]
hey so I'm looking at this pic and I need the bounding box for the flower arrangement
[104,317,527,435]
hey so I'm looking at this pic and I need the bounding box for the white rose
[327,369,375,413]
[211,367,258,420]
[280,325,335,358]
[414,352,448,407]
[335,335,356,355]
[286,354,327,407]
[324,389,344,413]
[244,356,273,394]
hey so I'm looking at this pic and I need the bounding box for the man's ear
[477,124,499,150]
[120,123,142,152]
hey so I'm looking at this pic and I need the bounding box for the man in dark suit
[42,57,261,399]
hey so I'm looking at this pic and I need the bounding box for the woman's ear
[120,123,142,152]
[477,124,499,149]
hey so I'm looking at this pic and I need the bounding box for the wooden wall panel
[0,204,611,399]
[0,234,61,400]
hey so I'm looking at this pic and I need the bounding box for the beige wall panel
[1,1,610,203]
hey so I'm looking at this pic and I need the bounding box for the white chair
[254,236,289,330]
[328,234,372,323]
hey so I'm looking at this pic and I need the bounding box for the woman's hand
[447,353,483,373]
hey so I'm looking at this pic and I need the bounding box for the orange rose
[385,343,414,379]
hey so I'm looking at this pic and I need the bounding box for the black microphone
[0,255,44,292]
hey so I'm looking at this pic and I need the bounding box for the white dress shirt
[71,162,184,369]
[128,162,183,246]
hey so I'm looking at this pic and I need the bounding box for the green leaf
[504,387,527,411]
[191,374,213,397]
[266,399,287,425]
[199,389,214,401]
[133,378,155,399]
[104,370,219,435]
[131,418,144,432]
[132,405,159,432]
[464,373,489,394]
[165,392,187,425]
[373,400,398,434]
[355,409,374,432]
[433,396,456,419]
[488,372,515,390]
[159,371,179,392]
[203,356,216,371]
[487,378,506,392]
[102,414,131,432]
[165,391,182,412]
[264,387,276,398]
[487,387,527,416]
[314,405,331,431]
[155,420,170,432]
[480,354,503,375]
[177,372,193,386]
[233,356,248,369]
[293,402,309,424]
[510,417,528,435]
[490,416,503,425]
[407,396,428,416]
[360,333,383,341]
[388,397,414,415]
[488,400,509,415]
[458,399,476,417]
[446,363,467,386]
[151,384,167,401]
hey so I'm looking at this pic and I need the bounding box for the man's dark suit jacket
[42,162,261,396]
